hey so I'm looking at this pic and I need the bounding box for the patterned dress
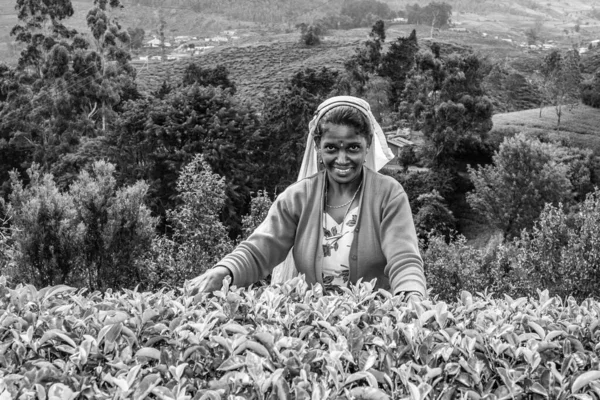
[322,205,359,287]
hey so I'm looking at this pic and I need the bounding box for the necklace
[323,181,362,241]
[326,182,362,209]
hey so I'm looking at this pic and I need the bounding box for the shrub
[413,190,456,240]
[467,133,573,238]
[6,165,82,287]
[421,233,489,301]
[143,155,233,289]
[240,190,272,240]
[5,162,157,290]
[502,188,600,300]
[69,161,157,290]
[297,23,324,46]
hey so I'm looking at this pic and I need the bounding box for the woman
[190,96,426,298]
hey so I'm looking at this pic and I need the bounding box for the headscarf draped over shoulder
[271,96,394,284]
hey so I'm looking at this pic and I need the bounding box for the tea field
[491,104,600,154]
[1,276,600,399]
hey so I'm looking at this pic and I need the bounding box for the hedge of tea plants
[1,276,600,399]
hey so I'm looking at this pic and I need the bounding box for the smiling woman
[189,96,426,299]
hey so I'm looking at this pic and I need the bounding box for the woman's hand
[187,266,232,295]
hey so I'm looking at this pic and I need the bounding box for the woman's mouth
[334,166,353,175]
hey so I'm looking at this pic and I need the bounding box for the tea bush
[1,276,600,399]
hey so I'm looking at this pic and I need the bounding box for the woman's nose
[337,150,348,163]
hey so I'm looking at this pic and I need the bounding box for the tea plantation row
[1,276,599,399]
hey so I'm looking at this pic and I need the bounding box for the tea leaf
[135,347,161,360]
[572,371,600,393]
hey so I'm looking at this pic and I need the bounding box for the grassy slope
[492,103,600,153]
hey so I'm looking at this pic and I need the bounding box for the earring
[319,159,324,164]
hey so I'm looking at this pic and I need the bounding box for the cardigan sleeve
[216,188,299,287]
[380,188,427,297]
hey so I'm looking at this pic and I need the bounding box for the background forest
[1,0,600,303]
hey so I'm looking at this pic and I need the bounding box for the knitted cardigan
[218,167,426,296]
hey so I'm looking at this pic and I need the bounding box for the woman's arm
[380,189,427,298]
[211,189,300,287]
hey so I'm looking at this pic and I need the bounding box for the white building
[145,38,171,47]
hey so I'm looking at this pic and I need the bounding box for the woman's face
[318,123,369,185]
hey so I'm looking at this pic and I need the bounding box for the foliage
[421,234,489,300]
[387,168,456,208]
[539,49,582,130]
[379,29,418,109]
[143,155,233,290]
[339,0,394,28]
[413,190,456,240]
[2,276,600,399]
[339,21,386,95]
[107,84,262,235]
[502,189,600,300]
[127,27,145,50]
[4,161,156,290]
[10,0,76,76]
[182,64,236,93]
[581,71,600,108]
[406,2,452,28]
[297,23,324,46]
[0,0,138,193]
[467,134,574,239]
[240,190,273,240]
[5,165,80,288]
[399,46,494,170]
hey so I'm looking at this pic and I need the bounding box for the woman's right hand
[187,266,232,295]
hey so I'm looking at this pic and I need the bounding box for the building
[145,37,171,47]
[385,130,415,164]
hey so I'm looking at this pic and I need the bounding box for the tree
[6,164,80,287]
[297,23,324,46]
[582,70,600,108]
[339,21,387,96]
[378,29,418,108]
[467,133,574,239]
[398,46,494,169]
[0,0,138,190]
[539,49,582,129]
[10,0,77,78]
[86,0,135,132]
[340,0,393,27]
[107,84,262,235]
[68,160,156,290]
[406,2,452,29]
[182,64,236,93]
[127,27,145,50]
[143,155,233,289]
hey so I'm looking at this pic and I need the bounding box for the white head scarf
[271,96,394,284]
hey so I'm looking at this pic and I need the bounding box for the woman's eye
[349,145,361,151]
[324,145,336,151]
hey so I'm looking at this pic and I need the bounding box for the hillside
[491,103,600,153]
[3,0,600,66]
[134,38,359,100]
